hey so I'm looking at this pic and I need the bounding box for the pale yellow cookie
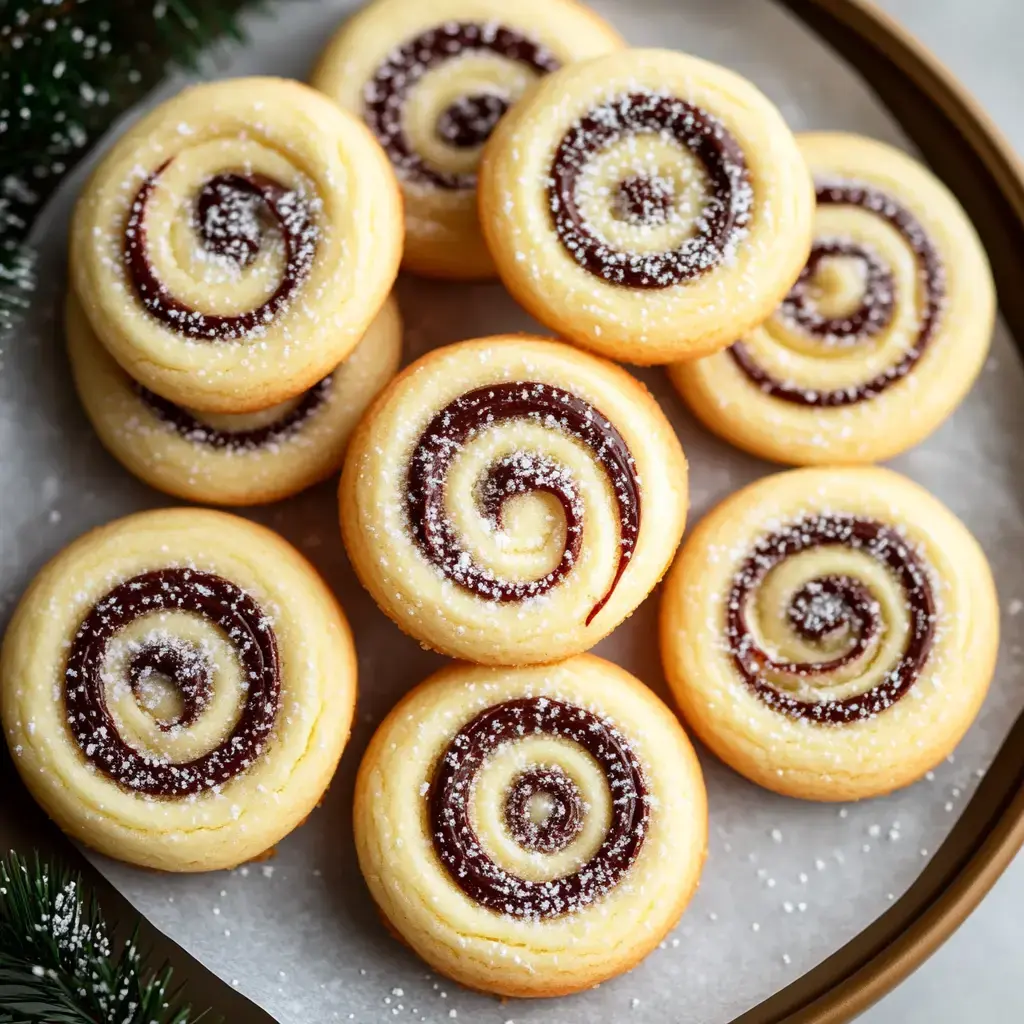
[670,133,995,464]
[310,0,622,279]
[67,290,402,506]
[477,49,814,363]
[354,655,707,997]
[340,336,688,665]
[660,467,998,802]
[1,508,357,871]
[70,76,403,413]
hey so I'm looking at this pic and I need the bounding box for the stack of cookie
[1,0,1001,1005]
[66,77,405,506]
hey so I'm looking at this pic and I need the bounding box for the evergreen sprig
[0,851,200,1024]
[0,0,260,330]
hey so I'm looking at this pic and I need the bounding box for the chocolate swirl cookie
[478,49,814,363]
[353,657,707,996]
[340,336,688,665]
[67,291,402,506]
[661,467,998,802]
[310,0,622,279]
[1,509,357,871]
[671,133,995,464]
[70,76,403,414]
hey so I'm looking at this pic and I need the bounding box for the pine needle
[0,0,260,331]
[0,851,200,1024]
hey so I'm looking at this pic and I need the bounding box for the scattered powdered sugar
[122,165,321,342]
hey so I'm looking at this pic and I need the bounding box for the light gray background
[860,7,1024,1023]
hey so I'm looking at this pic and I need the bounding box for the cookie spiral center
[431,697,647,918]
[612,174,676,227]
[787,576,877,643]
[124,161,318,340]
[128,638,213,731]
[781,241,895,343]
[436,93,511,149]
[195,173,267,266]
[503,766,584,854]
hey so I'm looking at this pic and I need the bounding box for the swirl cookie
[67,290,402,506]
[340,336,688,665]
[660,467,998,802]
[670,133,995,464]
[354,656,707,997]
[70,76,403,414]
[0,509,357,871]
[478,49,814,363]
[310,0,622,280]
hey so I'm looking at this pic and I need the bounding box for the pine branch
[0,0,262,330]
[0,851,200,1024]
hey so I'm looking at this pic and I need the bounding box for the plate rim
[743,1,1024,1021]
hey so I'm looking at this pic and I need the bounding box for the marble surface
[859,3,1024,1021]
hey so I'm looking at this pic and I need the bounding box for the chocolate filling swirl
[363,22,559,189]
[727,515,935,723]
[729,182,944,406]
[431,697,648,917]
[124,163,318,340]
[137,374,333,451]
[406,382,641,625]
[64,568,281,796]
[548,92,753,288]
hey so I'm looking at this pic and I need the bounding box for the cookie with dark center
[478,48,815,362]
[0,508,358,871]
[661,466,999,801]
[352,656,707,997]
[309,0,623,280]
[340,336,688,666]
[69,76,403,413]
[670,132,994,465]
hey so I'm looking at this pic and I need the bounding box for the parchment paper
[3,1,1023,1022]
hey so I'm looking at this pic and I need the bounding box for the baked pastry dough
[353,655,707,997]
[310,0,622,279]
[477,48,814,363]
[340,336,688,664]
[660,467,998,801]
[670,133,995,464]
[0,508,356,871]
[67,290,402,506]
[70,76,403,414]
